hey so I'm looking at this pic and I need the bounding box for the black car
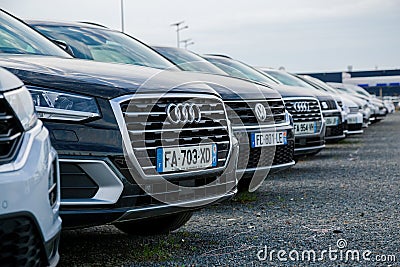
[297,75,364,135]
[201,55,327,157]
[152,46,295,184]
[0,9,240,234]
[261,69,345,142]
[27,20,296,191]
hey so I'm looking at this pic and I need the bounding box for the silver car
[0,68,61,266]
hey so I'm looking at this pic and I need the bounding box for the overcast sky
[2,0,399,72]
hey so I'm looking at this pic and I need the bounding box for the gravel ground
[59,112,400,267]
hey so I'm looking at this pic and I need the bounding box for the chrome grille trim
[283,97,324,135]
[349,107,359,114]
[110,94,232,178]
[225,98,288,129]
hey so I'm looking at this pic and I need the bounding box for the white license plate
[325,116,339,126]
[347,116,360,124]
[251,131,287,148]
[294,122,317,135]
[156,144,217,173]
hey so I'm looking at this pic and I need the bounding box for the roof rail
[78,21,108,28]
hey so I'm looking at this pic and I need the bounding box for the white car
[329,82,387,122]
[328,82,373,127]
[299,75,363,134]
[383,99,395,114]
[0,68,61,266]
[341,97,364,135]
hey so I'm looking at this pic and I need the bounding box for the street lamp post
[181,38,195,49]
[171,21,188,48]
[120,0,125,32]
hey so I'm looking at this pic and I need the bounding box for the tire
[237,178,251,192]
[114,212,193,235]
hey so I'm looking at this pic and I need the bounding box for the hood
[369,97,385,108]
[180,72,281,100]
[341,97,358,108]
[0,55,222,99]
[0,55,281,101]
[0,67,24,92]
[274,84,332,100]
[343,94,368,108]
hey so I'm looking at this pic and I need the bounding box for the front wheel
[114,212,193,235]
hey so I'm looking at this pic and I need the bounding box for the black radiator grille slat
[59,163,99,199]
[0,216,45,266]
[121,97,230,175]
[349,107,359,113]
[347,123,362,131]
[326,124,345,137]
[0,98,23,164]
[226,99,286,126]
[284,99,323,123]
[236,131,294,170]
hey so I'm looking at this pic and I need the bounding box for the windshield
[329,84,353,94]
[0,12,71,57]
[264,70,316,89]
[31,24,178,70]
[154,47,227,75]
[342,84,371,97]
[301,76,338,94]
[203,56,277,86]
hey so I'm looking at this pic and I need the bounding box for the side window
[0,27,36,54]
[34,26,94,60]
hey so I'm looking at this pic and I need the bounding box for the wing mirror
[51,39,75,57]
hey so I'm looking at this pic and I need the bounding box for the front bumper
[323,110,346,141]
[0,122,61,267]
[344,113,364,135]
[294,121,326,157]
[57,135,238,229]
[373,108,387,121]
[235,124,295,176]
[59,141,238,228]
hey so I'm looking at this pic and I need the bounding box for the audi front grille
[0,98,23,164]
[349,107,359,114]
[284,98,323,131]
[112,94,231,176]
[225,99,286,126]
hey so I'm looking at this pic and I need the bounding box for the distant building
[300,69,400,96]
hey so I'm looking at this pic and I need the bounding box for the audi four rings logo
[255,103,267,122]
[166,103,202,124]
[293,102,311,112]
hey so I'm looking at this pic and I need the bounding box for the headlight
[342,104,350,114]
[27,87,101,121]
[4,86,38,131]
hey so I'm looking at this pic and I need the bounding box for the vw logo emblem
[293,102,311,112]
[166,103,202,124]
[254,103,267,122]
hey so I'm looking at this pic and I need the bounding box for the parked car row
[0,9,394,265]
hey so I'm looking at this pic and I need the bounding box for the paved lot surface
[59,112,400,267]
